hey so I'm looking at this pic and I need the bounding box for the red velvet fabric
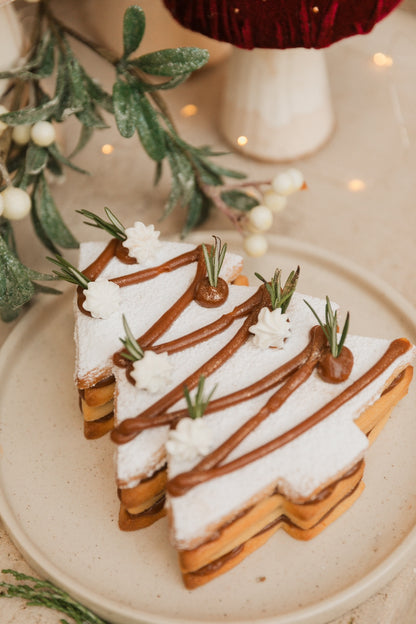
[163,0,402,49]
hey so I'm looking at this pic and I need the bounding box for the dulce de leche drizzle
[125,322,319,433]
[167,337,411,497]
[77,240,201,316]
[111,298,268,445]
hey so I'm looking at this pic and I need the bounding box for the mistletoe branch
[0,2,304,321]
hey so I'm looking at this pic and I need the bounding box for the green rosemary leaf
[201,236,226,287]
[112,79,136,138]
[254,272,267,285]
[304,297,350,358]
[131,90,166,161]
[0,236,35,313]
[202,244,214,285]
[183,385,193,416]
[134,48,209,77]
[303,299,330,342]
[69,124,94,158]
[33,174,79,249]
[76,208,126,240]
[184,376,216,419]
[220,189,259,212]
[105,207,126,235]
[280,266,300,313]
[0,570,110,624]
[47,143,89,175]
[337,311,350,356]
[47,255,89,288]
[25,144,48,176]
[122,5,146,59]
[120,315,144,361]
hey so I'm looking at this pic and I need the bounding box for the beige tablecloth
[1,4,416,623]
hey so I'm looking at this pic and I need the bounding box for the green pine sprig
[304,296,350,357]
[255,266,299,312]
[202,236,227,287]
[47,254,90,288]
[0,569,110,624]
[183,376,216,420]
[119,314,144,362]
[76,207,126,241]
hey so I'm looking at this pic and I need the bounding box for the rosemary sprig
[0,569,109,624]
[47,254,90,288]
[119,314,144,362]
[183,376,216,420]
[255,266,299,312]
[202,236,227,287]
[76,207,126,241]
[304,296,350,357]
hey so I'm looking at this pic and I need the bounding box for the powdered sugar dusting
[167,335,415,547]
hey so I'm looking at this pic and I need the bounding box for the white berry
[0,193,4,217]
[0,105,9,134]
[1,187,31,220]
[272,168,304,196]
[243,233,268,257]
[247,204,273,233]
[31,121,56,147]
[12,124,32,145]
[262,189,288,214]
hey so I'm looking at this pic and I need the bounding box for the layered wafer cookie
[165,330,414,588]
[74,224,243,440]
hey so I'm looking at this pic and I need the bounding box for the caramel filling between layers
[186,478,363,580]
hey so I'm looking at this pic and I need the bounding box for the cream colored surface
[1,4,416,624]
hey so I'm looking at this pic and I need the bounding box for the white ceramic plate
[1,233,416,624]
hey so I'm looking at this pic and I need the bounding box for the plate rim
[1,232,416,624]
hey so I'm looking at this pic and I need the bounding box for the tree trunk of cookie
[220,47,335,162]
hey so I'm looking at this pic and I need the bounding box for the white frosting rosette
[131,350,173,393]
[249,306,291,349]
[166,417,213,462]
[83,278,120,319]
[122,221,161,265]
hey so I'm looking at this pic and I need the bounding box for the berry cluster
[243,168,304,257]
[0,113,56,220]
